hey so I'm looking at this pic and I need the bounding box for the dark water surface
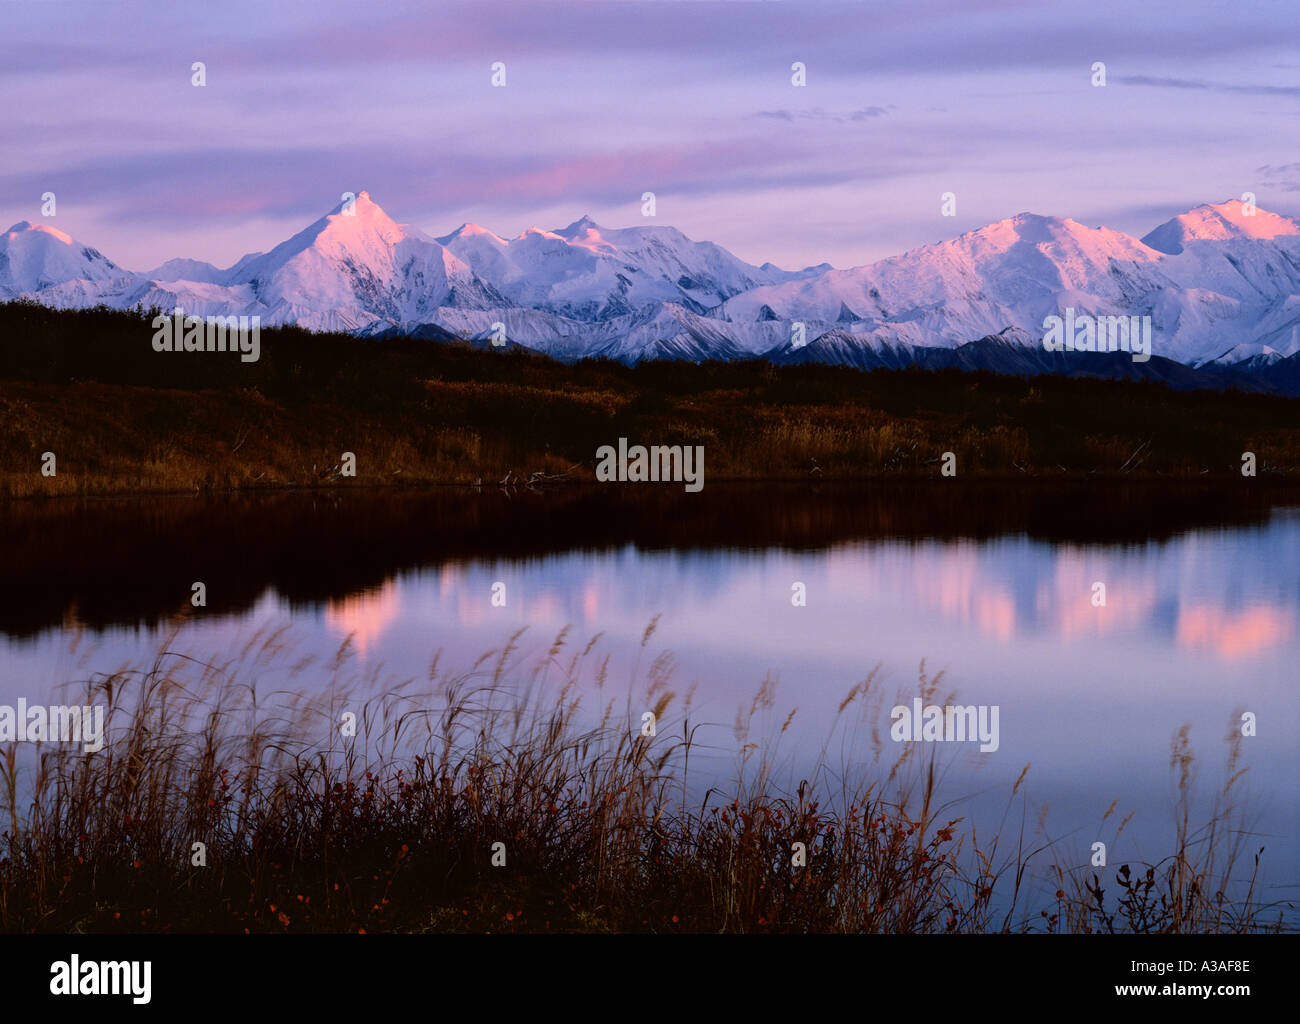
[2,481,1296,917]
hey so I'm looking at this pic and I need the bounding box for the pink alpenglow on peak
[519,227,567,241]
[3,193,1298,370]
[0,219,125,296]
[440,223,509,245]
[557,216,619,255]
[5,221,75,246]
[1141,200,1300,255]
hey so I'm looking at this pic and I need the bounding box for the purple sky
[3,0,1297,272]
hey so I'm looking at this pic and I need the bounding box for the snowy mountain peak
[327,190,400,233]
[429,211,807,321]
[240,191,408,278]
[436,222,508,246]
[145,257,226,284]
[5,220,76,245]
[558,214,600,236]
[7,195,1298,374]
[345,189,381,212]
[947,212,1166,271]
[1141,201,1300,254]
[1009,211,1061,227]
[965,211,1121,248]
[556,217,619,254]
[165,190,509,330]
[0,218,126,297]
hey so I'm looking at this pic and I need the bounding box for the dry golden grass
[3,300,1299,497]
[0,625,1288,934]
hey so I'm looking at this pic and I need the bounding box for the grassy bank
[0,627,1286,934]
[1,301,1298,497]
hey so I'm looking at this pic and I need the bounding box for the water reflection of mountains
[2,481,1295,639]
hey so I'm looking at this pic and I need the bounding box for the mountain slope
[1141,201,1300,254]
[5,195,1299,388]
[437,214,821,321]
[718,204,1300,367]
[0,221,137,299]
[217,191,505,331]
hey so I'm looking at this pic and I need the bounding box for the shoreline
[5,470,1300,504]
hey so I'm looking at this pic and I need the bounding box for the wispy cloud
[1256,163,1300,193]
[2,0,1296,271]
[1116,74,1300,97]
[754,106,893,122]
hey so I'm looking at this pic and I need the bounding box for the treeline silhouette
[0,299,1297,498]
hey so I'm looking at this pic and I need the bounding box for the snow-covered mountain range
[3,192,1298,378]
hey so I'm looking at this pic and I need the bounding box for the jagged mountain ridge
[3,195,1298,382]
[435,214,826,320]
[716,203,1300,368]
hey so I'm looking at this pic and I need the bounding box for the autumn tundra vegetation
[1,300,1298,498]
[0,623,1286,934]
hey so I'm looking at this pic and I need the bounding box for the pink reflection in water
[324,581,400,657]
[1175,604,1291,658]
